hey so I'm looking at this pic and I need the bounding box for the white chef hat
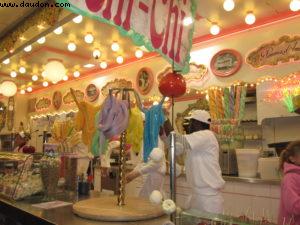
[185,110,211,124]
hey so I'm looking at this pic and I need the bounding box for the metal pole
[117,131,126,206]
[169,131,176,223]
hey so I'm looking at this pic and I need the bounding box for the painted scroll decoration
[56,0,197,73]
[63,90,85,104]
[53,91,63,110]
[36,97,51,111]
[157,63,209,88]
[101,78,133,97]
[246,35,300,68]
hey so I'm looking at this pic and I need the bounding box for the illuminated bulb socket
[116,56,124,64]
[210,24,220,35]
[54,26,63,35]
[26,87,33,92]
[20,90,26,95]
[32,75,38,81]
[290,0,300,11]
[111,42,120,52]
[10,71,17,78]
[62,75,69,81]
[135,49,143,58]
[100,61,108,69]
[223,0,235,11]
[19,67,26,74]
[93,49,101,59]
[84,33,94,44]
[2,58,10,64]
[73,71,80,78]
[73,15,83,23]
[68,42,76,52]
[42,81,49,87]
[245,12,256,25]
[24,45,32,52]
[37,37,46,44]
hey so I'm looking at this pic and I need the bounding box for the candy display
[0,152,43,200]
[40,156,60,200]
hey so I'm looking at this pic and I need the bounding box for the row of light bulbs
[222,0,299,12]
[210,0,299,36]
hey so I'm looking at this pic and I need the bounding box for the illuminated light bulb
[41,71,46,78]
[111,42,120,52]
[24,45,32,52]
[62,75,69,81]
[73,71,80,78]
[83,63,95,68]
[165,97,170,102]
[19,67,26,74]
[26,86,32,92]
[42,81,48,87]
[68,42,76,52]
[20,89,26,95]
[206,94,209,101]
[84,33,94,43]
[52,81,57,84]
[290,0,300,11]
[223,0,235,11]
[135,49,143,58]
[37,36,46,44]
[100,61,108,69]
[210,23,220,35]
[2,58,10,64]
[93,49,101,59]
[245,12,256,25]
[32,75,38,81]
[116,56,124,64]
[10,71,17,78]
[153,101,159,105]
[73,15,83,23]
[54,26,63,34]
[183,16,193,26]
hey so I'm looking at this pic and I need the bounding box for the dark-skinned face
[188,119,209,134]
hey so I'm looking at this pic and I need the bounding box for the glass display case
[0,152,43,200]
[179,210,276,225]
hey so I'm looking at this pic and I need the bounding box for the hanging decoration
[0,102,6,132]
[0,2,62,52]
[56,0,197,73]
[246,35,300,68]
[6,97,15,131]
[158,71,186,98]
[136,67,154,95]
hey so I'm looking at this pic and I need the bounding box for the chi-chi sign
[57,0,197,73]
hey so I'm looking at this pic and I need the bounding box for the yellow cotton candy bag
[126,107,143,153]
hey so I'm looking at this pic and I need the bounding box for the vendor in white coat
[173,110,225,214]
[126,147,166,198]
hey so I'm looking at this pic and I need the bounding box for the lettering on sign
[57,0,197,73]
[246,35,300,68]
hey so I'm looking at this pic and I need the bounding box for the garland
[0,1,62,52]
